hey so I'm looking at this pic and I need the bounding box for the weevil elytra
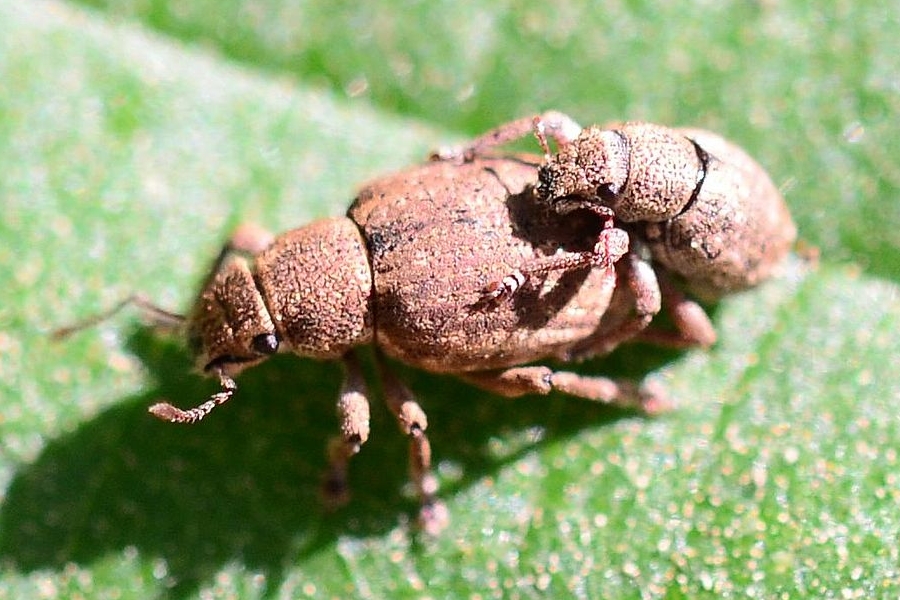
[59,155,681,534]
[439,112,797,302]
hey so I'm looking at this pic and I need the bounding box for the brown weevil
[59,155,678,534]
[437,111,796,348]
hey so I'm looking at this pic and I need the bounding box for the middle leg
[567,250,663,360]
[322,352,372,508]
[459,364,668,415]
[432,111,584,162]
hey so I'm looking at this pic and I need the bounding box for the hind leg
[376,356,449,535]
[459,365,668,415]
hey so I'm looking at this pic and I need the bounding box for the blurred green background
[1,0,899,598]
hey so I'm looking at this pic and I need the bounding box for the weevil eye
[251,332,280,355]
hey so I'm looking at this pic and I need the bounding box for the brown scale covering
[187,254,276,375]
[348,156,620,373]
[643,128,796,300]
[254,217,374,359]
[539,122,796,301]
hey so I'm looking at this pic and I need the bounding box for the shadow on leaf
[0,325,678,597]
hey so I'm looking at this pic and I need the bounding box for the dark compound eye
[251,332,280,355]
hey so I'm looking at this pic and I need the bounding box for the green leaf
[2,1,898,598]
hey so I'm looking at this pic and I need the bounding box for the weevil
[436,111,796,349]
[59,155,676,534]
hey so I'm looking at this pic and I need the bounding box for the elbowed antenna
[51,293,185,340]
[148,371,237,423]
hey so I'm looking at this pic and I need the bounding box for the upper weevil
[436,111,797,312]
[59,155,674,534]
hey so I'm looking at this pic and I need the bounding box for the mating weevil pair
[59,112,795,534]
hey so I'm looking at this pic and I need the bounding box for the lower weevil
[60,155,676,534]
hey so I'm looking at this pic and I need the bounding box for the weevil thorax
[253,217,374,359]
[536,126,629,213]
[606,122,703,223]
[187,253,280,378]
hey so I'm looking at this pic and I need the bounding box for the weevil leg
[480,225,629,303]
[51,293,185,339]
[459,366,668,414]
[480,251,599,303]
[322,353,372,508]
[376,355,449,535]
[431,111,583,162]
[228,223,275,256]
[636,273,717,349]
[211,223,275,273]
[569,252,663,359]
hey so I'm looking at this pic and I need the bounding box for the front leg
[322,353,372,508]
[568,251,663,359]
[479,225,629,304]
[200,223,275,288]
[636,272,717,349]
[459,365,668,414]
[432,111,584,162]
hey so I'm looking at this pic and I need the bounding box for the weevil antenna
[532,116,553,161]
[51,294,185,340]
[148,372,238,423]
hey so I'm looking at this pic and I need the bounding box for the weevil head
[536,127,629,212]
[187,253,280,378]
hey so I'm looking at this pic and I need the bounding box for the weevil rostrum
[60,115,795,533]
